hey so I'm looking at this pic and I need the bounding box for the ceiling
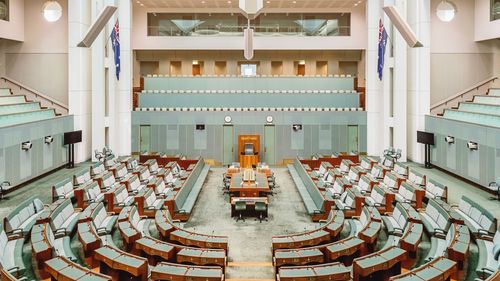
[134,0,364,9]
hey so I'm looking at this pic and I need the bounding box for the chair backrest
[91,162,106,176]
[102,172,116,189]
[104,155,117,168]
[370,186,385,204]
[127,175,142,193]
[0,226,7,264]
[394,162,408,177]
[115,164,128,178]
[139,166,151,181]
[84,182,102,201]
[398,182,416,201]
[50,199,74,230]
[91,203,107,228]
[408,169,426,186]
[53,178,74,199]
[370,164,383,178]
[426,199,451,232]
[426,179,447,198]
[73,168,91,186]
[145,189,157,207]
[340,160,353,173]
[383,172,398,189]
[357,175,371,192]
[235,201,247,208]
[114,186,130,204]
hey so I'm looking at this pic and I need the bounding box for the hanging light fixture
[43,0,63,22]
[436,0,456,22]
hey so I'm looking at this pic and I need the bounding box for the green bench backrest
[0,102,40,115]
[0,109,55,127]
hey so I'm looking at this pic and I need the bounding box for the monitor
[64,130,82,145]
[244,143,254,155]
[417,131,435,145]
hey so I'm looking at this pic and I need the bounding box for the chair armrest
[374,203,382,207]
[313,210,323,215]
[177,209,187,214]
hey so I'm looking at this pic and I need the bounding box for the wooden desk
[229,172,269,198]
[151,262,224,281]
[135,236,175,263]
[94,246,149,281]
[277,262,350,281]
[240,155,259,168]
[352,246,407,281]
[389,256,456,281]
[273,248,324,267]
[230,197,269,218]
[45,256,111,281]
[177,248,227,268]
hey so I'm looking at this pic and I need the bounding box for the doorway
[140,125,151,152]
[223,125,234,165]
[347,125,359,153]
[264,125,276,165]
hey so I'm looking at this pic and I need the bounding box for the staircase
[430,76,498,116]
[0,76,68,116]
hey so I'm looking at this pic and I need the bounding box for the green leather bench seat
[0,225,26,276]
[334,188,358,211]
[476,229,500,278]
[365,185,387,207]
[289,159,326,215]
[455,195,497,238]
[395,182,423,204]
[151,262,223,280]
[278,262,350,280]
[425,179,447,201]
[52,178,75,201]
[383,203,411,236]
[3,196,45,237]
[73,168,92,186]
[420,198,451,237]
[111,185,135,208]
[49,199,80,236]
[175,159,210,216]
[32,223,78,262]
[394,162,409,177]
[89,203,117,235]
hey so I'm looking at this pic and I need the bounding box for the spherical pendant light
[43,0,62,22]
[436,0,456,22]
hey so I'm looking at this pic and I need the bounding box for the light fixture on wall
[436,0,457,22]
[466,141,478,151]
[43,0,63,22]
[444,136,454,144]
[21,141,33,151]
[44,136,54,144]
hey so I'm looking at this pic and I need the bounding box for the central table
[229,172,270,198]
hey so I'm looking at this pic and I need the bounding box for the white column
[365,0,384,156]
[407,0,431,163]
[115,0,132,156]
[392,0,408,161]
[68,0,92,163]
[91,0,106,161]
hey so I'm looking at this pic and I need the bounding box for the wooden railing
[0,76,69,115]
[430,76,498,115]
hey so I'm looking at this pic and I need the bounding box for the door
[297,64,305,76]
[264,125,276,165]
[140,125,151,152]
[223,125,234,165]
[192,64,201,76]
[347,125,359,153]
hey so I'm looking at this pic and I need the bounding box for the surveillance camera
[467,141,478,150]
[44,136,54,144]
[444,136,454,144]
[21,141,32,151]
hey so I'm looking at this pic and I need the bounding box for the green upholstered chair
[255,202,267,223]
[235,201,247,222]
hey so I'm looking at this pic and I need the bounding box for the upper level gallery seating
[136,75,362,111]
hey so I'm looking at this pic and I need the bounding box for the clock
[266,116,273,123]
[224,116,232,123]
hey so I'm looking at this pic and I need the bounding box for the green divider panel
[459,103,500,116]
[0,96,26,105]
[474,96,500,105]
[144,76,354,91]
[443,109,500,128]
[0,109,56,128]
[139,93,360,108]
[0,103,41,115]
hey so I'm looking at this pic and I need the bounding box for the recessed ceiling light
[266,0,271,3]
[201,0,205,3]
[292,0,296,3]
[140,3,144,6]
[227,0,232,3]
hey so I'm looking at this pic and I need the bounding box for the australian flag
[111,20,120,80]
[377,19,388,81]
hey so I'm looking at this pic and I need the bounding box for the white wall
[0,0,24,42]
[131,6,367,51]
[430,0,496,105]
[475,0,500,41]
[3,0,68,104]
